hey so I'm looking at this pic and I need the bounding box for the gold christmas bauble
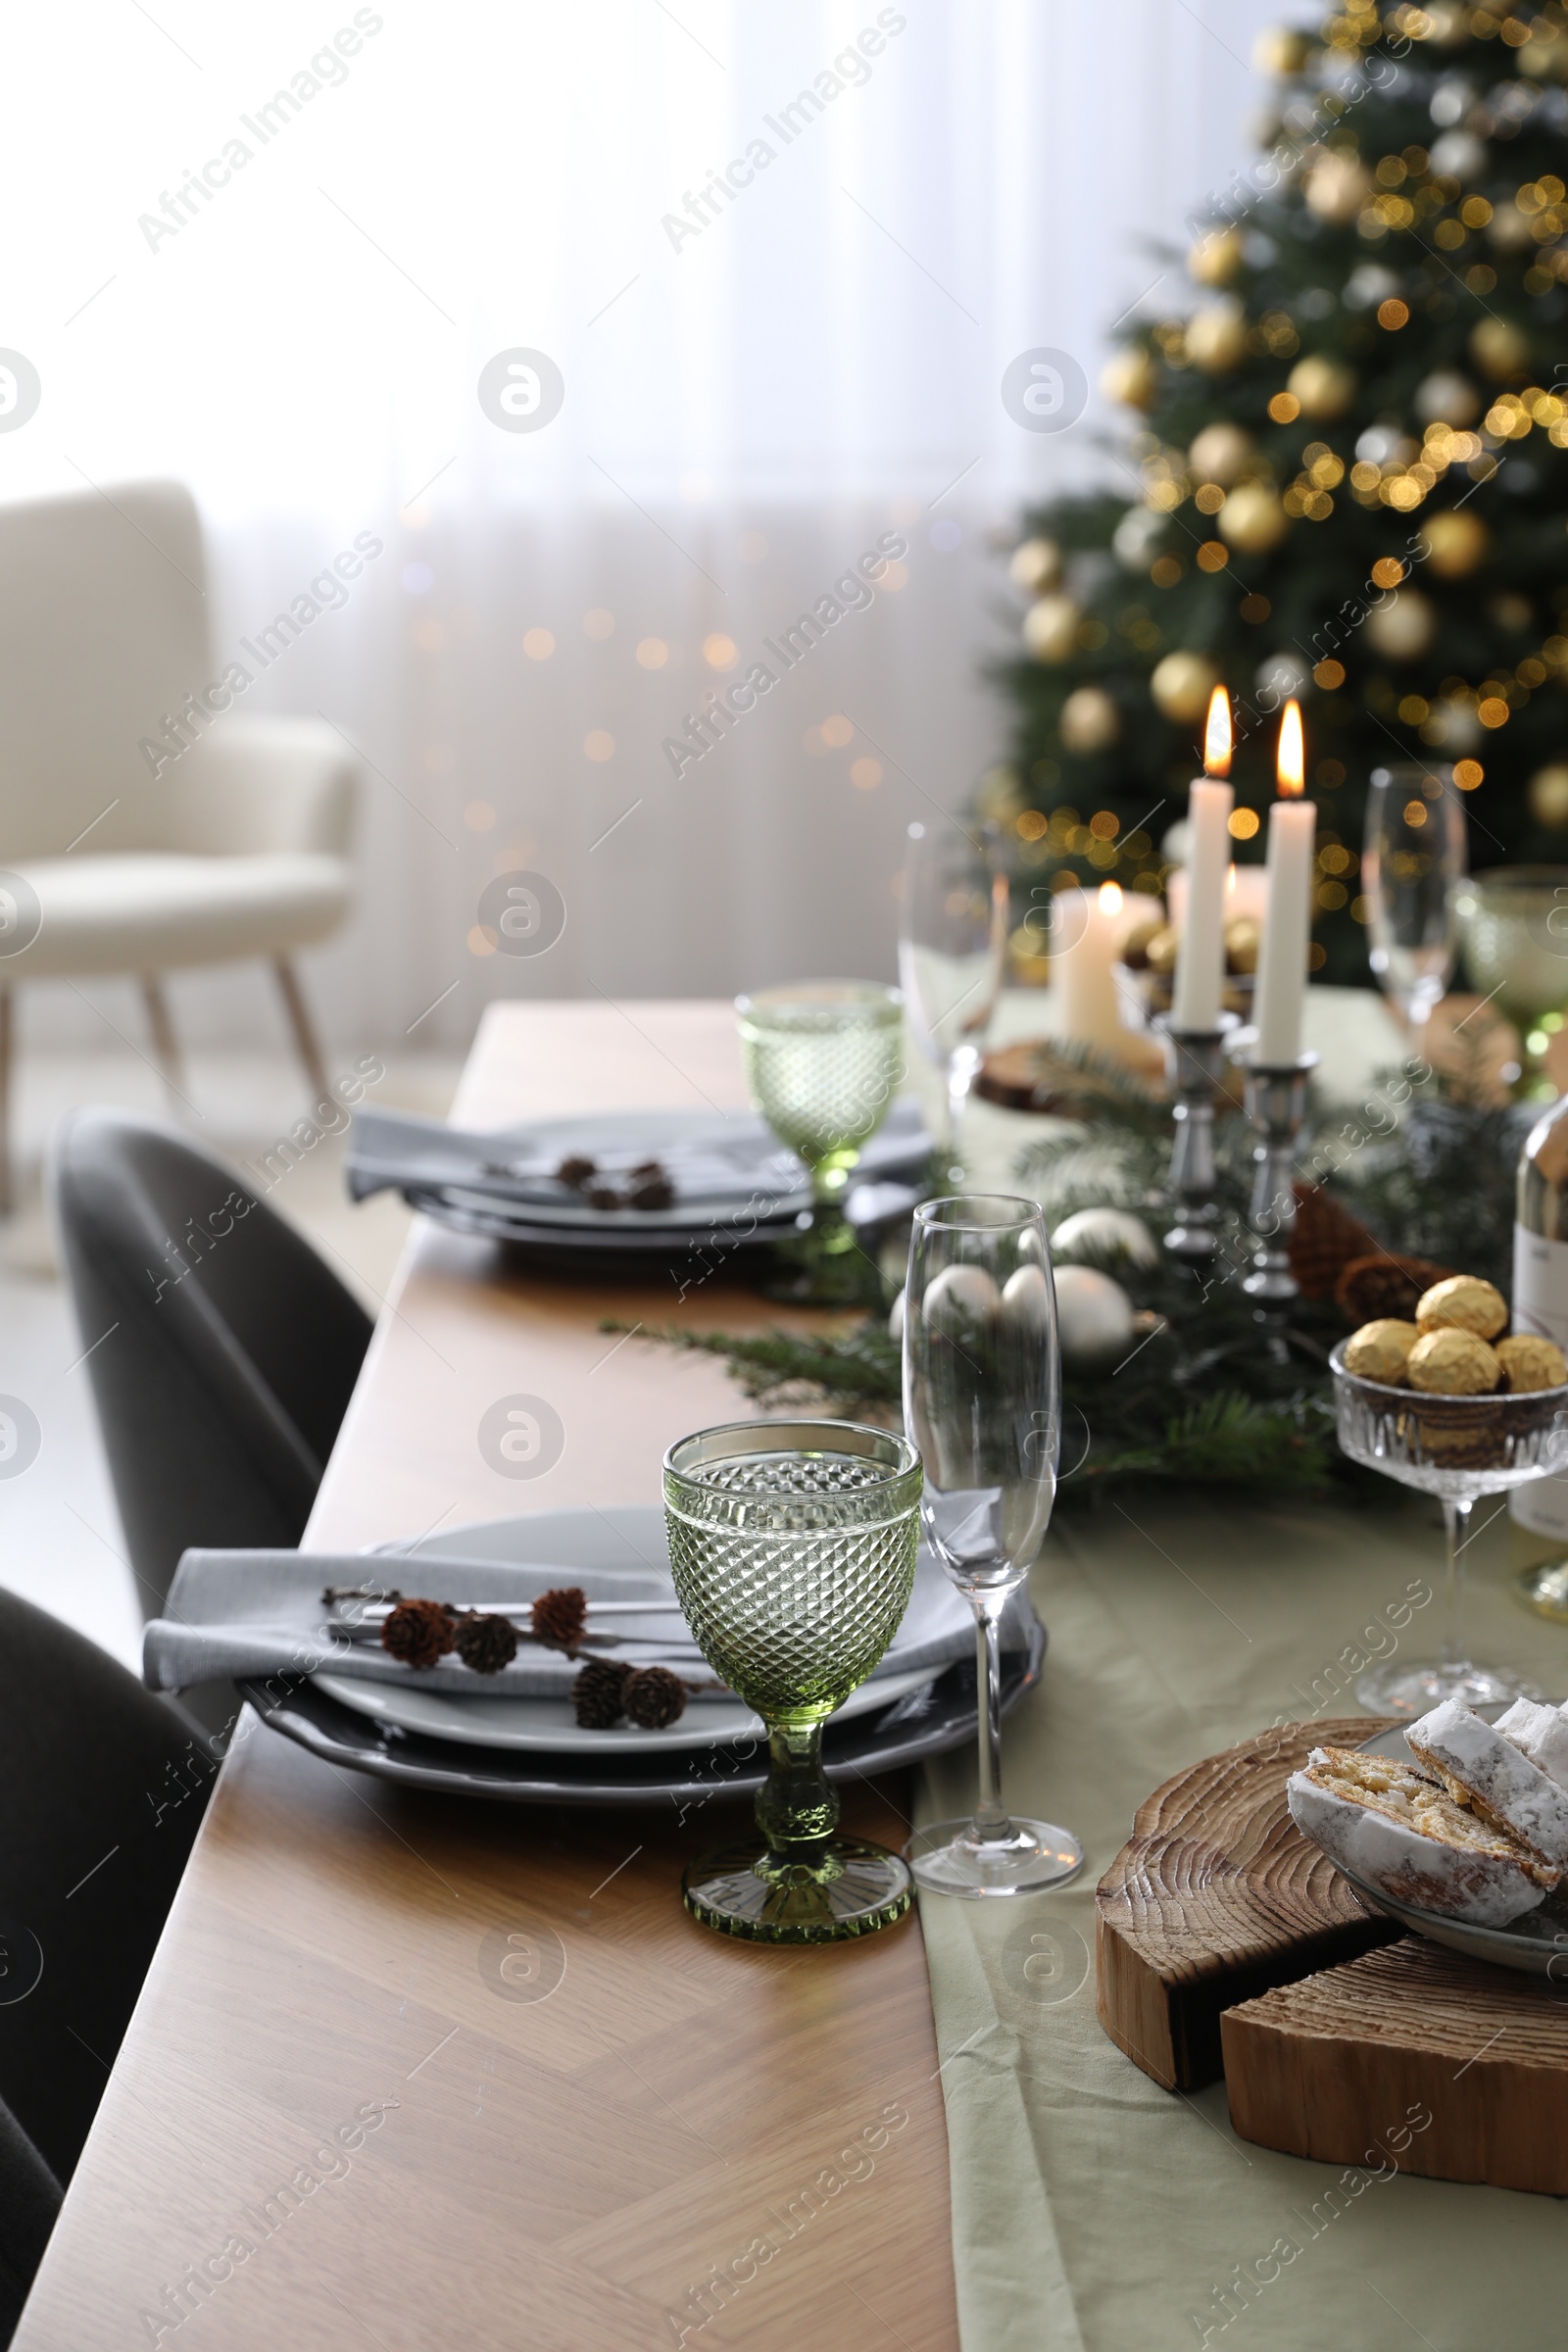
[1059,685,1120,753]
[1419,511,1489,577]
[1414,370,1481,426]
[1101,347,1157,411]
[1366,588,1437,661]
[1189,228,1245,287]
[1530,764,1568,827]
[1287,353,1356,418]
[1304,151,1372,225]
[1470,317,1530,382]
[1253,25,1311,74]
[1186,300,1249,372]
[1022,594,1081,662]
[1009,537,1061,594]
[1218,481,1288,554]
[1150,650,1220,723]
[1188,421,1253,486]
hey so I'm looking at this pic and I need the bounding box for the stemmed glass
[898,823,1008,1185]
[901,1195,1083,1895]
[1329,1343,1568,1714]
[663,1418,923,1941]
[1362,762,1466,1041]
[735,980,904,1302]
[1456,867,1568,1101]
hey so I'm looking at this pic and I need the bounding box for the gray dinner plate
[1342,1721,1568,1977]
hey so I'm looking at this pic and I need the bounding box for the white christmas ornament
[921,1264,1000,1335]
[1051,1207,1159,1271]
[1000,1263,1053,1336]
[887,1289,906,1341]
[1054,1265,1136,1367]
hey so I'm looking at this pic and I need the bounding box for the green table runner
[915,1494,1568,2352]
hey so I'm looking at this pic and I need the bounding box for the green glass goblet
[1456,866,1568,1100]
[662,1418,922,1942]
[735,981,904,1303]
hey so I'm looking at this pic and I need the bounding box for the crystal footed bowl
[1329,1342,1568,1501]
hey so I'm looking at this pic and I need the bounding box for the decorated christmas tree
[992,1,1568,984]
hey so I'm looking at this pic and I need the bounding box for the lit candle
[1252,700,1315,1065]
[1171,687,1235,1031]
[1054,880,1129,1049]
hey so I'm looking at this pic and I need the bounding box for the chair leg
[273,958,328,1103]
[140,977,185,1106]
[0,986,13,1216]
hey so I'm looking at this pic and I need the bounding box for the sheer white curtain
[3,0,1275,1048]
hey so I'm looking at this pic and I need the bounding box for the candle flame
[1203,686,1232,778]
[1277,699,1305,797]
[1225,863,1236,896]
[1098,881,1122,913]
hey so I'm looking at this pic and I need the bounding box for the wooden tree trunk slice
[1222,1937,1568,2195]
[1095,1719,1404,2090]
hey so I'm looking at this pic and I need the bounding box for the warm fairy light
[1098,881,1123,913]
[1203,685,1233,778]
[1276,699,1305,797]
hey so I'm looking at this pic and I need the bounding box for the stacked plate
[344,1102,931,1267]
[242,1504,1044,1806]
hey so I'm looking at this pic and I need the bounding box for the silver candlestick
[1238,1050,1318,1311]
[1157,1015,1238,1264]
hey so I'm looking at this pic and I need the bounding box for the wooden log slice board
[1098,1718,1568,2195]
[1095,1719,1403,2092]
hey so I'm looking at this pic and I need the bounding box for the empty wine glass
[735,980,905,1301]
[902,1195,1083,1895]
[898,823,1008,1185]
[663,1419,923,1941]
[1362,763,1466,1039]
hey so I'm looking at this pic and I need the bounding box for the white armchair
[0,480,358,1207]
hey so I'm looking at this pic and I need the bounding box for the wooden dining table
[15,1001,959,2352]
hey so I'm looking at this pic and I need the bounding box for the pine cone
[572,1658,631,1729]
[531,1586,588,1649]
[623,1666,687,1731]
[1335,1252,1457,1326]
[1288,1182,1376,1300]
[456,1611,518,1676]
[381,1597,457,1670]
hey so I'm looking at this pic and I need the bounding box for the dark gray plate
[239,1610,1044,1806]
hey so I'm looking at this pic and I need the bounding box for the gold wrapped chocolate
[1405,1327,1501,1396]
[1495,1334,1568,1395]
[1343,1318,1419,1385]
[1415,1275,1507,1342]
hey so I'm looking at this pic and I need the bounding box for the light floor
[0,1048,459,1672]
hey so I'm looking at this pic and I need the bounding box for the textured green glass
[662,1419,921,1942]
[735,983,903,1197]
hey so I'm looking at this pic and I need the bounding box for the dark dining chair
[0,1584,214,2212]
[49,1109,374,1621]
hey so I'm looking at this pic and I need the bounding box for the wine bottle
[1512,1094,1568,1537]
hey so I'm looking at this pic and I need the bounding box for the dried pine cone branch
[456,1611,519,1676]
[381,1597,457,1670]
[572,1658,631,1729]
[531,1586,588,1650]
[622,1666,687,1731]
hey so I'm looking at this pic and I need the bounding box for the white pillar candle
[1252,701,1315,1065]
[1167,862,1269,932]
[1054,882,1128,1049]
[1170,778,1233,1030]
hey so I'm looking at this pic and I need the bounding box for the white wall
[2,0,1280,1050]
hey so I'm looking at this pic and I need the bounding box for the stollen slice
[1494,1695,1568,1794]
[1406,1698,1568,1874]
[1287,1744,1553,1928]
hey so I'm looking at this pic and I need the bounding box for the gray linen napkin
[143,1542,975,1697]
[344,1102,928,1216]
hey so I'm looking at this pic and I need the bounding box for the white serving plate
[310,1503,970,1755]
[315,1658,940,1754]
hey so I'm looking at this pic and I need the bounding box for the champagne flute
[898,823,1008,1185]
[901,1195,1083,1895]
[1362,763,1465,1040]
